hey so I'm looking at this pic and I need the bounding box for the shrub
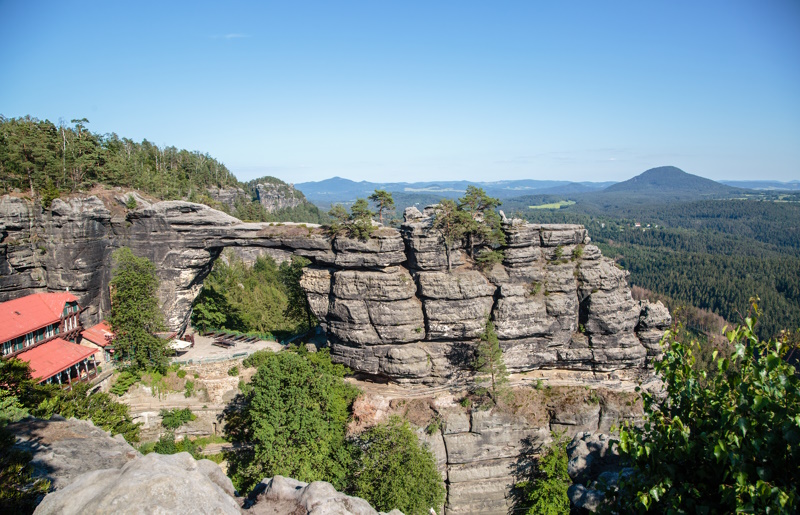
[224,348,359,493]
[605,301,800,513]
[475,248,504,270]
[160,408,196,430]
[184,380,195,398]
[176,369,187,379]
[227,365,239,377]
[352,416,446,515]
[515,432,571,515]
[111,371,140,396]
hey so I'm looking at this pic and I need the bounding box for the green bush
[515,432,571,515]
[111,370,140,396]
[224,347,359,493]
[159,408,196,430]
[227,366,239,377]
[605,301,800,513]
[352,416,446,515]
[184,380,195,398]
[176,369,187,379]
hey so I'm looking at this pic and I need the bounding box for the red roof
[81,321,114,347]
[16,337,96,381]
[0,292,78,344]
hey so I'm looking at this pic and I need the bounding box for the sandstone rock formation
[207,186,249,212]
[34,451,242,515]
[0,195,669,381]
[245,476,402,515]
[566,432,632,513]
[10,416,390,515]
[254,182,304,213]
[351,386,643,515]
[303,208,670,384]
[9,414,141,491]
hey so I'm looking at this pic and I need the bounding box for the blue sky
[1,0,798,183]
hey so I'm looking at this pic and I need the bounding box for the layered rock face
[354,385,645,515]
[0,195,668,381]
[303,206,671,384]
[254,182,304,212]
[207,186,249,211]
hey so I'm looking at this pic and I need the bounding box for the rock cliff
[0,194,669,383]
[302,206,671,384]
[254,182,305,213]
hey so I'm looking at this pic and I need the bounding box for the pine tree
[108,248,168,372]
[368,189,395,224]
[473,317,509,403]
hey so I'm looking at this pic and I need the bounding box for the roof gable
[16,337,95,380]
[0,292,79,343]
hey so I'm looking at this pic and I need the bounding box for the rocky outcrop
[0,195,669,380]
[9,415,141,492]
[245,476,402,515]
[305,208,671,384]
[255,182,304,213]
[351,385,643,515]
[566,432,632,513]
[207,187,249,212]
[11,416,389,515]
[35,451,242,515]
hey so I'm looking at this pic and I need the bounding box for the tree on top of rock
[432,199,471,271]
[326,199,375,241]
[368,189,395,224]
[458,186,505,258]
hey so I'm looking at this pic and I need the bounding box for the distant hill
[720,180,800,191]
[601,166,741,199]
[296,177,613,208]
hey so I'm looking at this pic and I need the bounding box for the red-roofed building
[1,292,82,358]
[17,337,98,385]
[1,292,97,387]
[80,321,115,365]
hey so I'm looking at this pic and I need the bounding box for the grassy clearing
[528,200,576,209]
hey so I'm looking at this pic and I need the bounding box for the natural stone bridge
[0,195,669,383]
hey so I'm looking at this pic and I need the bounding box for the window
[2,341,11,355]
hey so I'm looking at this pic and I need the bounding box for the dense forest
[0,115,238,202]
[0,115,326,224]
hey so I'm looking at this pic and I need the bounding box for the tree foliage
[352,416,446,515]
[224,347,360,493]
[474,318,509,404]
[108,247,168,372]
[160,408,196,430]
[191,252,312,336]
[368,189,395,224]
[432,199,470,271]
[458,186,505,257]
[0,115,238,201]
[326,199,375,240]
[432,187,505,271]
[605,301,800,513]
[515,432,571,515]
